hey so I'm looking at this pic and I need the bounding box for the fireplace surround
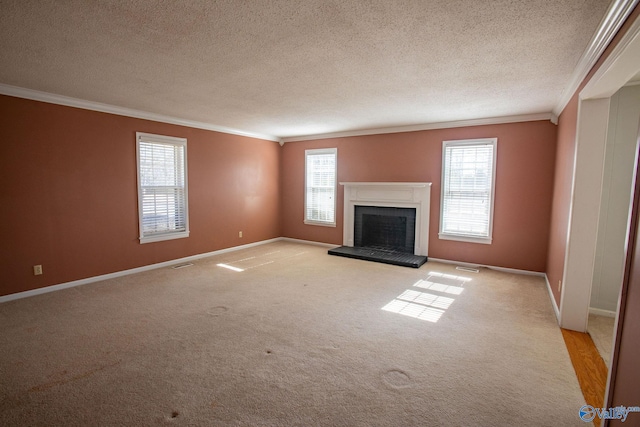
[329,182,431,267]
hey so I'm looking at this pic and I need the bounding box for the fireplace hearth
[328,245,427,268]
[328,182,431,268]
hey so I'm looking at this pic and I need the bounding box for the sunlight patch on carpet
[216,250,308,271]
[217,263,244,272]
[427,271,472,284]
[382,299,445,322]
[381,271,470,322]
[397,289,455,309]
[413,279,464,295]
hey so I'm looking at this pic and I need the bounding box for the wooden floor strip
[561,328,608,415]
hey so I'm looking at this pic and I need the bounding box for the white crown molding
[0,83,281,143]
[0,82,551,146]
[581,13,640,99]
[553,0,639,116]
[280,113,554,143]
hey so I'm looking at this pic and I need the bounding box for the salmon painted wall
[281,121,557,272]
[0,95,281,297]
[546,93,578,305]
[546,5,640,307]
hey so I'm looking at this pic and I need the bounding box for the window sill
[140,231,190,244]
[438,232,492,245]
[304,220,336,227]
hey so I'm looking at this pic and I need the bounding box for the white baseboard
[0,238,284,304]
[545,274,561,324]
[588,307,617,318]
[280,237,340,248]
[427,257,545,277]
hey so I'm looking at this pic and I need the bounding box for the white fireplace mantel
[340,182,432,256]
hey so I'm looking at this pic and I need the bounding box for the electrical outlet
[558,280,562,292]
[239,231,243,238]
[33,265,43,276]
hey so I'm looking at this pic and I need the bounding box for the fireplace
[328,182,431,268]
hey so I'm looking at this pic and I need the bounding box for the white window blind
[305,148,337,226]
[440,138,497,244]
[136,132,189,243]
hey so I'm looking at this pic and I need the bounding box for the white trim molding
[280,237,340,248]
[281,113,554,143]
[0,83,281,143]
[581,12,640,100]
[545,274,561,323]
[553,0,639,116]
[428,257,546,277]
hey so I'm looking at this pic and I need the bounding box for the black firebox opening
[354,206,416,254]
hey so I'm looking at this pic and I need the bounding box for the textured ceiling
[0,0,612,140]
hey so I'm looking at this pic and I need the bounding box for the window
[439,138,497,244]
[305,148,337,226]
[136,132,189,243]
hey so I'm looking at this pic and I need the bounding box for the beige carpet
[0,241,586,426]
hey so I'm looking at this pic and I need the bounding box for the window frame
[304,147,337,227]
[439,138,497,245]
[136,132,190,244]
